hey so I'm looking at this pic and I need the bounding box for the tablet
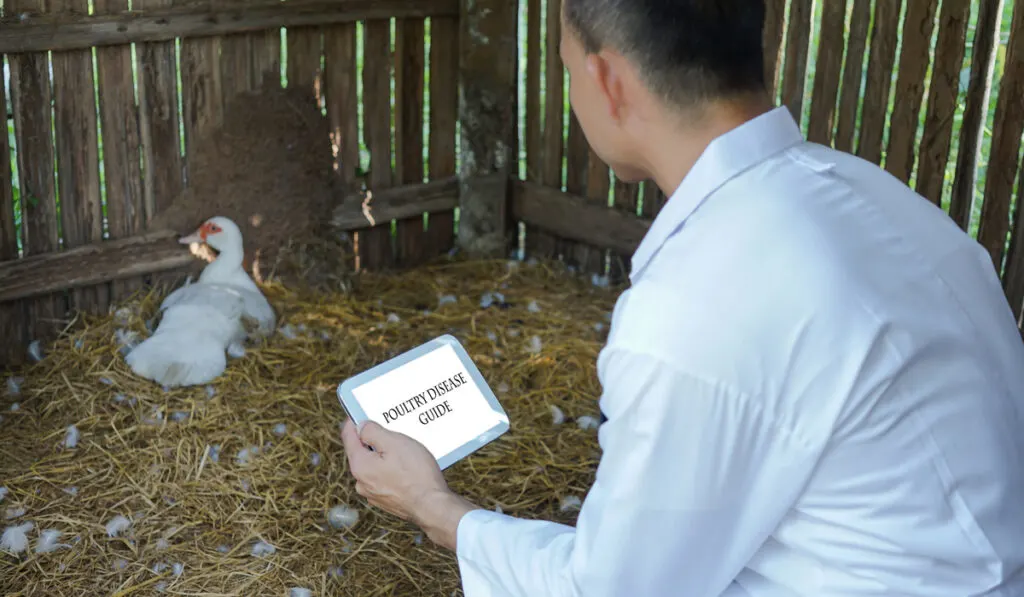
[336,334,510,470]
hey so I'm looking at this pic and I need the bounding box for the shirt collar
[629,106,805,283]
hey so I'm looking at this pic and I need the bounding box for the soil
[147,81,355,292]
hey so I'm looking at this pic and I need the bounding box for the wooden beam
[0,231,195,303]
[0,0,457,53]
[456,0,517,257]
[512,180,651,256]
[331,177,459,231]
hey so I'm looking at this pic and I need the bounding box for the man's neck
[643,92,775,198]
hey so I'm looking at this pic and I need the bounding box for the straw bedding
[0,258,618,596]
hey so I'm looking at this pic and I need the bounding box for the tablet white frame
[336,334,511,470]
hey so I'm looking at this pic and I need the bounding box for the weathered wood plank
[1002,155,1024,325]
[949,0,1003,230]
[137,0,185,222]
[781,0,813,121]
[608,174,639,282]
[525,0,542,184]
[178,0,223,170]
[526,0,563,262]
[834,0,872,153]
[333,177,458,230]
[51,0,106,317]
[513,180,650,257]
[807,0,849,145]
[580,149,610,274]
[95,0,147,301]
[0,0,458,53]
[0,55,28,366]
[977,0,1024,270]
[857,0,904,165]
[358,19,395,270]
[286,25,322,97]
[425,15,458,257]
[250,24,280,87]
[562,111,589,268]
[325,23,360,185]
[884,0,940,183]
[763,0,787,97]
[456,0,517,257]
[915,0,971,205]
[395,18,429,267]
[9,0,65,343]
[0,231,194,303]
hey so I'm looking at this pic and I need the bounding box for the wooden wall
[512,0,1024,329]
[2,0,1024,369]
[0,0,460,365]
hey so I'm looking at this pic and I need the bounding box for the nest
[147,81,352,292]
[0,258,619,596]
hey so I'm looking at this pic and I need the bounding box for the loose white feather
[1,521,33,554]
[35,528,71,553]
[105,515,131,537]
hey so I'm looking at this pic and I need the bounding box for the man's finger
[341,418,371,468]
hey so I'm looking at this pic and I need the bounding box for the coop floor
[0,258,617,596]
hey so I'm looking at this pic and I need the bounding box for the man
[341,0,1024,595]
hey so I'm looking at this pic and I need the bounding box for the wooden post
[456,0,518,257]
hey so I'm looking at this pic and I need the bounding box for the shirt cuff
[455,508,514,597]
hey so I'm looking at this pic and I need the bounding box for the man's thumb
[358,420,389,449]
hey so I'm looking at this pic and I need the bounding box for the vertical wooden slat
[287,26,323,99]
[807,0,849,145]
[251,28,281,88]
[95,0,146,301]
[525,0,561,261]
[608,174,639,283]
[525,0,543,183]
[835,0,872,153]
[884,0,940,184]
[561,111,588,267]
[136,0,185,222]
[0,54,28,366]
[914,0,971,205]
[949,0,1003,230]
[977,0,1024,270]
[781,0,813,122]
[1002,154,1024,325]
[579,149,610,275]
[217,0,254,104]
[395,18,428,267]
[9,0,64,344]
[425,16,458,257]
[360,19,395,271]
[325,24,360,185]
[179,0,223,170]
[763,0,787,98]
[856,0,904,165]
[52,0,106,318]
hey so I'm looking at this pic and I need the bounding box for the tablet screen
[348,342,508,462]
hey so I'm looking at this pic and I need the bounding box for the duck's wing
[159,282,247,321]
[236,289,277,336]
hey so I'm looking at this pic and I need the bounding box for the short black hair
[564,0,766,107]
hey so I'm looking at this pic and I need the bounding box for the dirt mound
[148,82,352,291]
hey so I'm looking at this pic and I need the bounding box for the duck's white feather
[162,281,275,336]
[126,286,247,387]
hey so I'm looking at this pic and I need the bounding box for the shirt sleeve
[453,346,823,597]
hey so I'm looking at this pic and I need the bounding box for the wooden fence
[1,0,1023,368]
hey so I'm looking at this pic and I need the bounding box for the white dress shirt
[454,106,1024,596]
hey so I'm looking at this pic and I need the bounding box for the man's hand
[340,418,479,551]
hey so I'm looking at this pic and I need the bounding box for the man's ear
[585,51,626,121]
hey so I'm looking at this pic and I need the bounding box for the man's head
[560,0,768,183]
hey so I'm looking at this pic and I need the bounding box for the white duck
[125,217,276,387]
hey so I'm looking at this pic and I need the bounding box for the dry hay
[0,258,619,596]
[147,81,352,292]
